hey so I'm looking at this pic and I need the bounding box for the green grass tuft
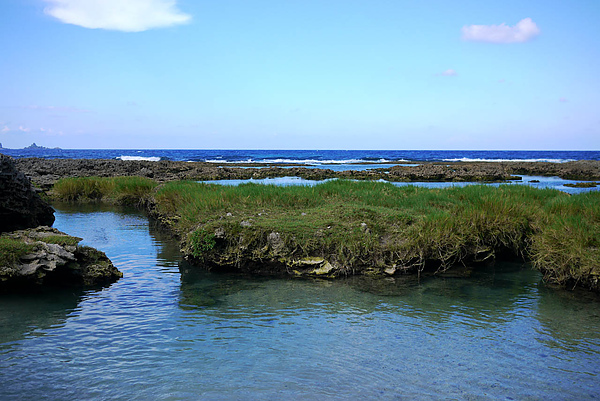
[0,237,35,267]
[40,235,82,246]
[53,176,157,205]
[187,229,216,259]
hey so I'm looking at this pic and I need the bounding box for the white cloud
[461,18,540,43]
[441,69,457,76]
[44,0,191,32]
[559,97,568,102]
[18,126,31,132]
[1,126,9,133]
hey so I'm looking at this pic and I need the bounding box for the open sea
[1,148,599,164]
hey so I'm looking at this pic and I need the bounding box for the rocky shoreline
[1,154,122,292]
[13,157,600,190]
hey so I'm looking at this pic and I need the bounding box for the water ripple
[0,206,599,400]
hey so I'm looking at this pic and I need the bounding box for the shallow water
[202,174,600,194]
[1,205,600,400]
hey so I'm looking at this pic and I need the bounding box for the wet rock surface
[388,162,517,182]
[13,157,600,189]
[0,226,122,291]
[0,154,55,232]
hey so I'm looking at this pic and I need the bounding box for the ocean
[1,148,599,164]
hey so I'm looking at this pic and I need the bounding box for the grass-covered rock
[146,180,599,290]
[49,176,600,291]
[0,226,122,291]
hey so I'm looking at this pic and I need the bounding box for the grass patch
[52,177,600,289]
[564,182,598,188]
[40,235,82,246]
[187,229,216,260]
[0,237,35,267]
[53,176,157,205]
[151,180,600,288]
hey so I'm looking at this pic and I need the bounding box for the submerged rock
[0,154,55,232]
[0,226,122,291]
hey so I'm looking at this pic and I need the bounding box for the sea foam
[117,156,161,162]
[443,157,574,163]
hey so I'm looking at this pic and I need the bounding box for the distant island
[23,143,61,150]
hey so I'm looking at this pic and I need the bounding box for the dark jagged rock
[504,160,600,180]
[388,162,518,182]
[0,154,55,232]
[0,226,122,291]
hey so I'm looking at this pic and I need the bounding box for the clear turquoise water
[1,204,600,400]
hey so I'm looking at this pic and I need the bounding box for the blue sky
[1,0,599,149]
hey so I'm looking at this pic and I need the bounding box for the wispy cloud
[1,125,61,134]
[43,0,191,32]
[559,97,568,102]
[461,18,540,43]
[435,69,458,77]
[22,105,92,113]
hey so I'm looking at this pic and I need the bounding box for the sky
[0,0,599,150]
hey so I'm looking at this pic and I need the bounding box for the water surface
[201,174,599,194]
[1,205,599,400]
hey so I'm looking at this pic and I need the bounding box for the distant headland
[0,143,62,150]
[23,143,61,150]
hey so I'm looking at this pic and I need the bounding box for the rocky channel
[0,155,122,291]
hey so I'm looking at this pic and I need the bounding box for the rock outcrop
[0,155,121,291]
[0,227,122,291]
[1,154,55,232]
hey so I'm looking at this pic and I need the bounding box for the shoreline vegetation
[51,174,600,292]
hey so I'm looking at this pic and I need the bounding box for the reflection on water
[0,205,599,400]
[201,176,335,186]
[536,285,600,354]
[0,290,84,351]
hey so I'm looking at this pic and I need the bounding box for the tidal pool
[1,204,599,400]
[201,175,600,195]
